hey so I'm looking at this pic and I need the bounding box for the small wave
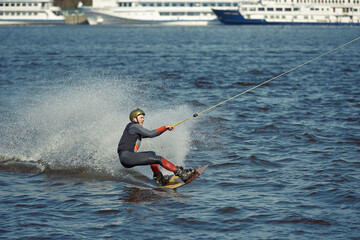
[248,70,264,75]
[336,117,360,122]
[303,133,317,143]
[275,157,297,163]
[0,155,157,189]
[0,155,45,173]
[263,124,278,130]
[216,206,240,214]
[346,137,360,145]
[234,81,255,86]
[249,155,281,167]
[219,181,239,187]
[174,217,208,226]
[251,125,278,134]
[342,68,355,72]
[336,139,360,146]
[212,162,244,169]
[346,99,356,103]
[208,116,229,122]
[95,209,121,214]
[187,99,206,107]
[66,55,84,58]
[268,217,331,226]
[159,71,181,79]
[194,79,213,89]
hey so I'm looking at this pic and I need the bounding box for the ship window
[250,8,256,11]
[188,12,200,15]
[259,8,265,11]
[11,3,15,7]
[294,7,300,11]
[5,3,9,7]
[164,3,170,6]
[285,8,291,11]
[171,3,184,6]
[242,8,247,11]
[276,8,282,11]
[0,12,3,16]
[156,3,162,6]
[160,12,170,15]
[267,8,274,11]
[0,3,3,7]
[17,3,20,6]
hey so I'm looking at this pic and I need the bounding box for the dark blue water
[1,25,360,239]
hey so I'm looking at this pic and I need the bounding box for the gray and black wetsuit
[117,122,173,170]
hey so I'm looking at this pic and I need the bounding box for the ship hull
[212,9,360,26]
[83,9,220,26]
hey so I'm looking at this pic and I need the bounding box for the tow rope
[171,36,360,128]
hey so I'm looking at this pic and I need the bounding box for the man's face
[135,114,145,125]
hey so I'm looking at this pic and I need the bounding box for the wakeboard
[157,165,209,189]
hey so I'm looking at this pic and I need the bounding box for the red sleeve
[156,126,167,133]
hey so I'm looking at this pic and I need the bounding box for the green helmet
[129,108,145,121]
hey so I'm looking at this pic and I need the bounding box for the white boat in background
[0,0,65,25]
[83,0,239,25]
[212,0,360,25]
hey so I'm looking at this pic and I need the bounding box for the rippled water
[1,25,360,239]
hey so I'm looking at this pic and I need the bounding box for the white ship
[212,0,360,25]
[0,0,65,25]
[83,0,239,25]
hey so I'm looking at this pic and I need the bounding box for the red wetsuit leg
[161,158,177,172]
[150,164,161,174]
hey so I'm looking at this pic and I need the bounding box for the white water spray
[0,75,194,177]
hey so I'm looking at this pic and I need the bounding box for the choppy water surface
[0,25,359,239]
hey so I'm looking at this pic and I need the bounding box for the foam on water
[0,74,194,178]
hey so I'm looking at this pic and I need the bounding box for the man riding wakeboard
[117,109,195,185]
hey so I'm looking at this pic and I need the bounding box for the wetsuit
[117,122,177,174]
